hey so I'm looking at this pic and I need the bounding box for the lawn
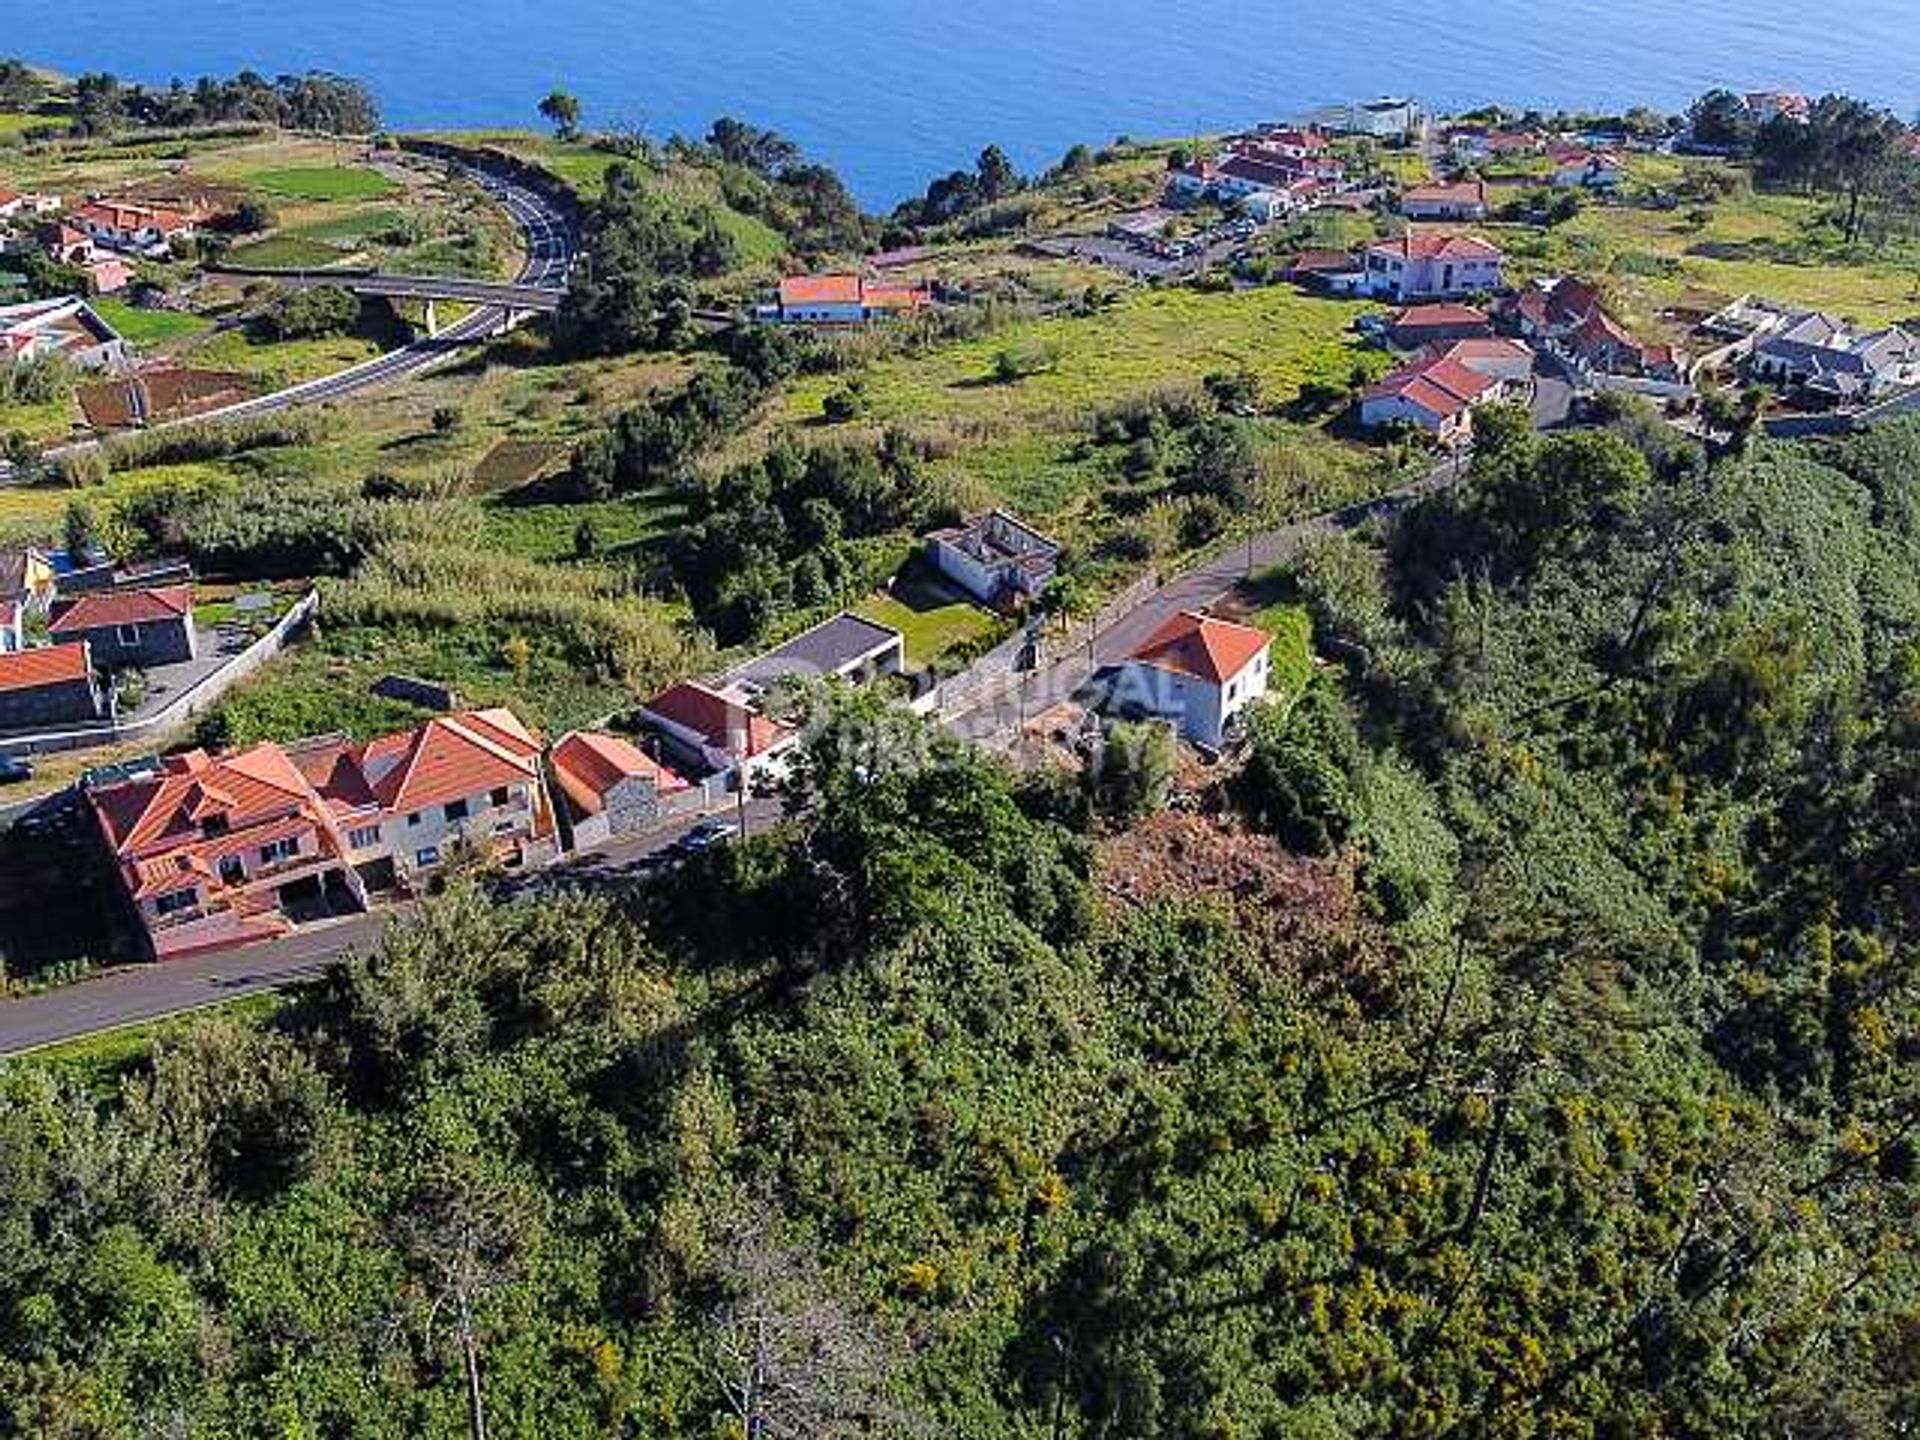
[92,297,210,346]
[187,328,385,389]
[226,233,355,270]
[779,282,1379,437]
[286,204,411,246]
[853,560,1010,668]
[236,164,399,202]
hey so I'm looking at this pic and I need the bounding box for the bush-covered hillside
[2,417,1917,1437]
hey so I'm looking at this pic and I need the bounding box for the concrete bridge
[216,267,564,335]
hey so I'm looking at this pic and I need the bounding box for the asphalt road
[0,797,779,1058]
[0,464,1469,1057]
[947,458,1462,743]
[0,159,575,485]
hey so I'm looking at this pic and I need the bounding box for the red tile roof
[1402,179,1487,208]
[1131,611,1270,686]
[551,731,687,816]
[91,741,336,895]
[645,681,788,756]
[1363,353,1501,418]
[861,283,931,311]
[1389,303,1490,331]
[1370,232,1504,263]
[780,274,864,307]
[77,200,190,234]
[49,584,193,635]
[357,708,542,816]
[0,641,91,692]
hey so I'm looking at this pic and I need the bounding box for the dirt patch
[78,367,258,429]
[1099,809,1397,1006]
[471,439,572,493]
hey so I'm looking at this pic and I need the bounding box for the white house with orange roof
[1108,610,1273,747]
[1361,232,1505,302]
[550,730,691,849]
[639,680,796,786]
[75,199,194,257]
[772,274,932,324]
[290,708,558,889]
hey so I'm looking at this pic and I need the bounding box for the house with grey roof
[1745,310,1920,402]
[729,611,904,693]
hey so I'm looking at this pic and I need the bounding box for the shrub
[255,286,361,341]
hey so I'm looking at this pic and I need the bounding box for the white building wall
[375,780,541,873]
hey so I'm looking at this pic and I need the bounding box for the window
[259,836,299,866]
[201,814,229,838]
[406,811,423,828]
[443,798,470,823]
[489,786,511,807]
[218,854,245,884]
[349,825,381,849]
[154,888,197,916]
[415,846,441,869]
[115,623,140,646]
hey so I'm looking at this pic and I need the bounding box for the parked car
[0,756,33,785]
[678,819,740,855]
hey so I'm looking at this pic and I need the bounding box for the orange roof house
[1113,611,1274,747]
[775,274,932,322]
[1399,178,1489,219]
[1362,231,1506,302]
[91,706,558,958]
[1360,349,1504,437]
[89,743,365,958]
[0,640,107,729]
[640,680,794,777]
[551,730,690,846]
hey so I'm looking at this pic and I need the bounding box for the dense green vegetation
[5,411,1918,1435]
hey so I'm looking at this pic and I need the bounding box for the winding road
[178,161,576,425]
[0,158,576,479]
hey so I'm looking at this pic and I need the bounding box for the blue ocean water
[8,0,1917,203]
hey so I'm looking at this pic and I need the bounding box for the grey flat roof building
[730,611,905,690]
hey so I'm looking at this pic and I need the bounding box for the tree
[537,88,581,141]
[708,116,799,176]
[975,144,1022,203]
[62,500,96,562]
[396,1160,537,1440]
[1688,88,1753,150]
[256,285,360,341]
[707,1209,915,1440]
[1084,721,1174,824]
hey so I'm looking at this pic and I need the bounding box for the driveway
[1531,354,1579,430]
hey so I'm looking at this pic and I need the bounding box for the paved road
[178,161,575,426]
[232,271,564,313]
[947,460,1462,743]
[0,798,777,1059]
[0,159,576,486]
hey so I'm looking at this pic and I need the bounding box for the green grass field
[286,204,410,246]
[226,233,354,269]
[1485,157,1920,325]
[779,283,1379,437]
[91,297,210,346]
[237,165,399,202]
[854,569,1010,669]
